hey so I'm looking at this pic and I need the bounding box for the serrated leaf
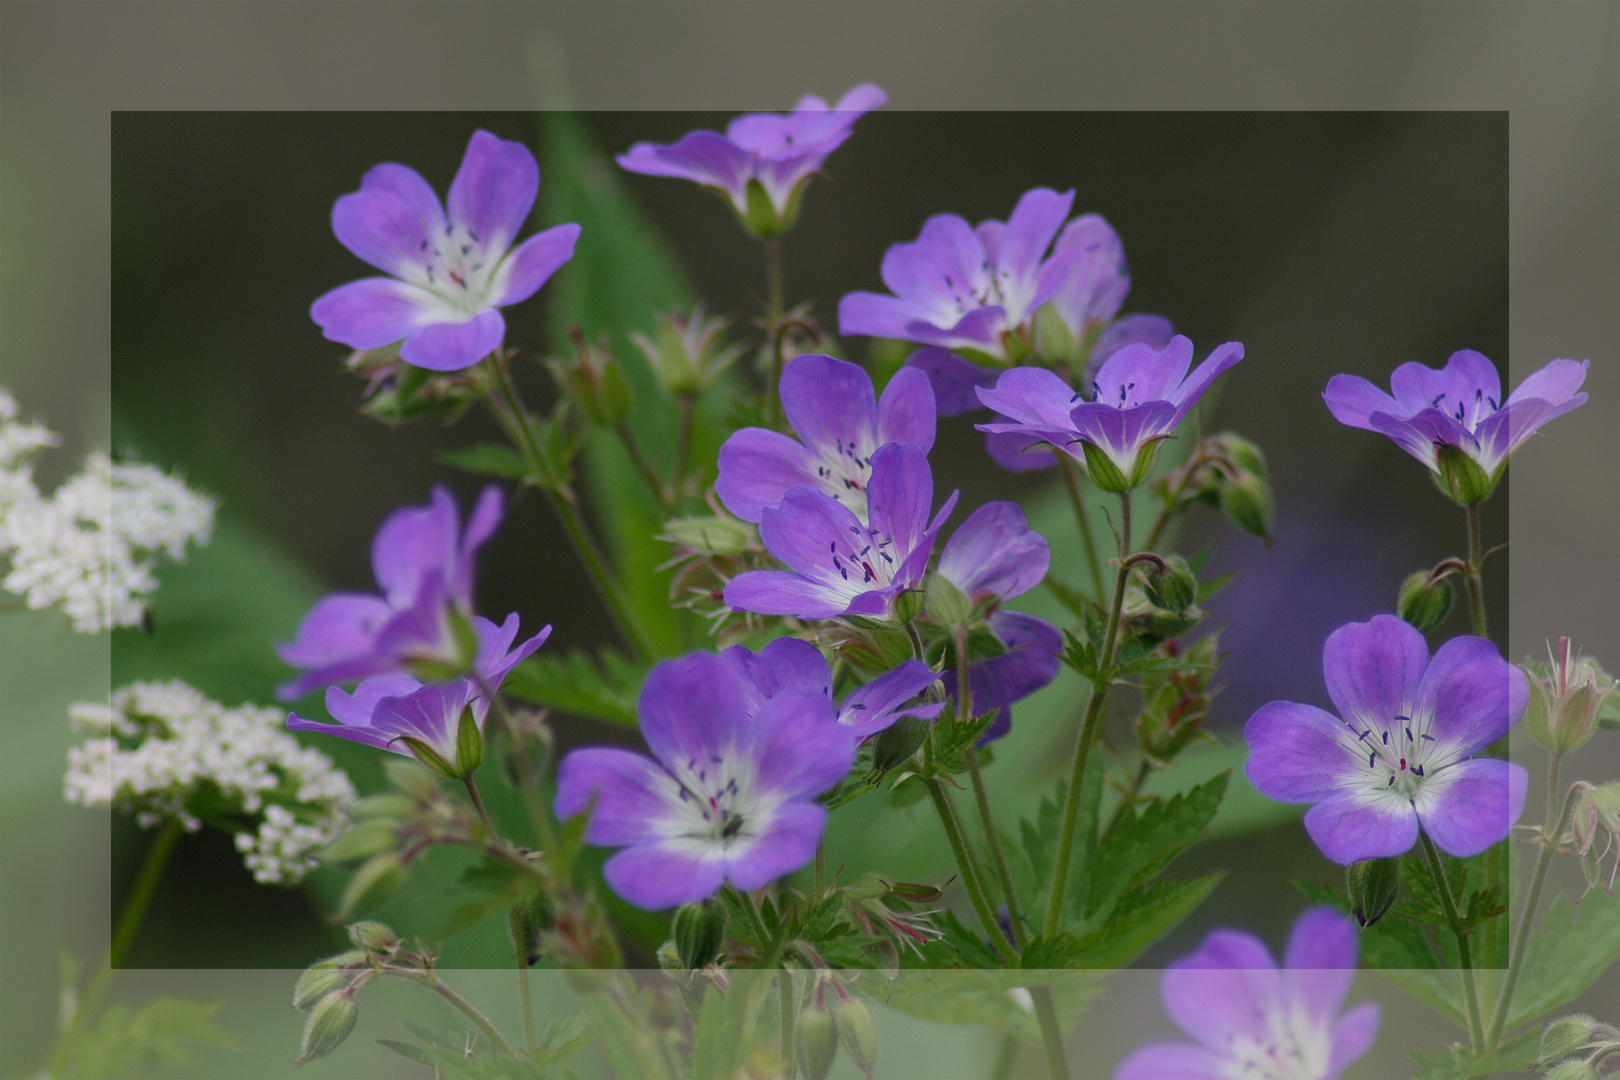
[378,1037,435,1065]
[504,649,645,727]
[1083,772,1228,923]
[65,997,240,1078]
[535,1012,597,1067]
[880,968,1103,1041]
[1019,933,1083,969]
[1014,755,1106,932]
[1506,886,1620,1030]
[435,442,533,480]
[1064,875,1223,968]
[1195,569,1236,604]
[690,976,776,1079]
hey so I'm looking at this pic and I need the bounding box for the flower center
[812,437,875,515]
[822,523,898,591]
[1224,1002,1331,1080]
[413,222,503,317]
[667,753,759,848]
[1344,710,1441,798]
[1429,388,1500,434]
[1089,378,1141,409]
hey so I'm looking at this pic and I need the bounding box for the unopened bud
[1219,470,1273,543]
[1346,857,1401,928]
[659,513,757,558]
[1398,571,1454,634]
[1542,1015,1599,1064]
[871,715,930,776]
[885,881,943,904]
[925,572,971,627]
[346,921,398,952]
[1525,641,1615,754]
[1207,432,1270,479]
[1142,555,1197,613]
[292,954,362,1011]
[796,1000,839,1080]
[834,996,880,1077]
[294,990,359,1066]
[1433,444,1498,505]
[548,331,632,427]
[673,897,727,969]
[1542,1058,1599,1080]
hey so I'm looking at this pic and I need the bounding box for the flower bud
[291,954,363,1011]
[1207,432,1270,479]
[871,715,930,776]
[925,571,971,628]
[294,990,359,1066]
[795,1000,840,1080]
[1346,857,1401,927]
[1219,469,1273,544]
[1142,555,1198,613]
[1542,1014,1599,1064]
[1524,640,1615,754]
[548,331,632,427]
[1542,1058,1599,1080]
[1433,444,1498,505]
[339,852,409,917]
[346,921,398,953]
[845,872,891,904]
[655,940,682,972]
[631,306,741,398]
[1397,571,1454,634]
[659,513,758,558]
[834,996,880,1077]
[673,897,728,969]
[885,880,943,904]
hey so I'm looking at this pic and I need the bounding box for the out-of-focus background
[4,4,1615,1078]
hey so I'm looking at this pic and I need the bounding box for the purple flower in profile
[288,614,549,774]
[715,353,935,523]
[311,130,581,373]
[1324,350,1589,503]
[554,651,856,910]
[724,443,958,621]
[722,636,943,738]
[838,188,1083,363]
[945,612,1063,744]
[1117,907,1379,1080]
[277,486,505,700]
[616,85,886,238]
[1245,614,1529,864]
[977,335,1243,491]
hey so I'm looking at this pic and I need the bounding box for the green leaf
[435,441,533,480]
[1084,772,1228,922]
[690,976,776,1079]
[1507,887,1620,1030]
[880,968,1104,1041]
[503,648,646,727]
[1064,875,1223,968]
[378,1038,435,1066]
[534,1012,598,1068]
[1013,755,1106,932]
[64,997,240,1078]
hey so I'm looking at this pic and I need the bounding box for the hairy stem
[463,774,497,836]
[763,237,785,428]
[778,969,797,1078]
[955,624,1026,953]
[509,906,537,1052]
[1465,502,1487,638]
[1059,457,1104,601]
[1103,759,1153,838]
[1420,831,1484,1051]
[431,978,516,1057]
[924,778,1005,958]
[614,421,674,515]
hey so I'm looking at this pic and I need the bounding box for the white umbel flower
[65,681,357,885]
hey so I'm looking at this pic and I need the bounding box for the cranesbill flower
[838,188,1083,363]
[554,651,856,909]
[616,85,886,238]
[976,335,1243,492]
[1245,614,1529,864]
[277,486,504,700]
[721,636,942,738]
[715,353,935,522]
[312,130,581,372]
[724,443,958,621]
[1323,350,1589,504]
[1116,907,1379,1080]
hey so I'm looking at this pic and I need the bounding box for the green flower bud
[1542,1058,1599,1080]
[655,941,682,972]
[673,897,727,969]
[1219,470,1274,544]
[834,996,880,1077]
[1346,857,1401,928]
[1143,555,1198,613]
[659,513,757,558]
[924,571,971,628]
[1524,640,1615,754]
[294,990,359,1066]
[346,921,398,953]
[845,872,891,903]
[631,306,742,398]
[547,332,632,427]
[796,1001,839,1080]
[1207,432,1270,480]
[1541,1014,1599,1064]
[871,715,930,776]
[1397,571,1454,634]
[291,955,362,1011]
[321,820,399,864]
[1433,444,1498,505]
[339,853,409,917]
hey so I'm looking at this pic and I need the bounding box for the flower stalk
[1419,830,1484,1051]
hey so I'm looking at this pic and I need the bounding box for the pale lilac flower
[838,188,1083,363]
[312,130,581,372]
[1117,908,1379,1080]
[721,636,942,738]
[944,612,1062,744]
[724,443,958,621]
[554,651,856,909]
[277,486,505,700]
[616,85,886,237]
[1324,350,1588,503]
[1245,614,1529,864]
[977,335,1243,491]
[715,353,934,523]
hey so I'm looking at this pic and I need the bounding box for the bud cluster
[1152,432,1274,545]
[1135,636,1220,765]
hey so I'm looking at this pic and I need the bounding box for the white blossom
[65,680,357,885]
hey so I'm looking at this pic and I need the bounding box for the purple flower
[1324,350,1589,503]
[277,486,505,700]
[944,612,1063,744]
[976,335,1243,491]
[1117,908,1379,1080]
[288,614,549,773]
[554,651,856,910]
[724,443,958,621]
[838,188,1084,363]
[616,85,886,237]
[311,130,581,373]
[715,353,935,523]
[721,636,943,738]
[1245,614,1529,864]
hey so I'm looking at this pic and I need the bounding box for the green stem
[763,237,785,428]
[1420,831,1484,1051]
[431,978,516,1057]
[814,839,825,897]
[1044,494,1132,938]
[614,420,674,515]
[1103,760,1153,838]
[473,671,556,852]
[1465,502,1487,638]
[731,886,781,968]
[990,1031,1020,1080]
[1031,985,1072,1080]
[924,777,1005,957]
[956,624,1026,953]
[509,907,537,1052]
[1059,457,1104,601]
[1486,785,1580,1049]
[463,775,496,836]
[672,394,696,503]
[778,969,797,1078]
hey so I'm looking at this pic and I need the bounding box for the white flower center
[1427,388,1499,434]
[400,221,511,320]
[659,751,773,852]
[1223,1000,1332,1080]
[810,436,875,517]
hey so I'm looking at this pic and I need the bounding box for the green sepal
[1433,444,1498,504]
[399,736,460,781]
[453,703,484,777]
[1081,441,1131,492]
[742,178,785,238]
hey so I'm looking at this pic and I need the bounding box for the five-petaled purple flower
[1116,907,1379,1080]
[1245,614,1529,865]
[278,486,509,700]
[976,335,1243,492]
[724,442,958,621]
[722,636,943,738]
[288,614,548,775]
[616,85,886,238]
[312,130,581,373]
[1323,350,1589,504]
[715,353,935,523]
[554,651,856,910]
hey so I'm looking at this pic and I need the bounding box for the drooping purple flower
[616,85,886,237]
[1245,614,1529,864]
[725,443,958,621]
[277,486,505,700]
[1323,350,1588,503]
[715,353,935,523]
[554,651,856,910]
[838,188,1083,363]
[943,612,1063,744]
[976,335,1244,491]
[1117,907,1379,1080]
[721,636,943,738]
[311,130,581,373]
[288,614,549,772]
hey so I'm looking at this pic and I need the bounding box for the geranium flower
[724,443,958,621]
[1323,350,1589,504]
[1117,907,1379,1080]
[715,353,934,523]
[976,335,1243,491]
[1245,614,1528,864]
[616,85,886,237]
[554,651,856,909]
[312,130,581,372]
[721,636,942,738]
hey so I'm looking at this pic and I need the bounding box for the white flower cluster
[65,680,357,885]
[0,388,216,633]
